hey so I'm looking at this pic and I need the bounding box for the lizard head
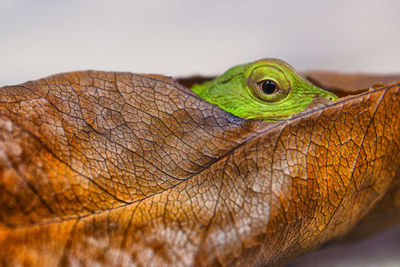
[191,58,338,119]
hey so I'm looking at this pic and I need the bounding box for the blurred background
[1,0,400,86]
[2,0,400,266]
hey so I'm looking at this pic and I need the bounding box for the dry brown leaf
[1,70,400,266]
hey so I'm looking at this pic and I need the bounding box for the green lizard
[191,58,338,119]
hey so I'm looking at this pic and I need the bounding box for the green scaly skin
[191,58,338,119]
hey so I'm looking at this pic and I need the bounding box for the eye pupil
[261,80,277,94]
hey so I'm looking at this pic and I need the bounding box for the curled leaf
[0,71,400,266]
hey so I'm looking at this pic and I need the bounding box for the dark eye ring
[257,79,279,95]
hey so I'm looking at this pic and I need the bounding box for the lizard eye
[247,65,291,102]
[258,79,279,95]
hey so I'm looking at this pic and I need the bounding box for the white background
[1,0,400,86]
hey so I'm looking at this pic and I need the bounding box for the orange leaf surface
[1,71,400,266]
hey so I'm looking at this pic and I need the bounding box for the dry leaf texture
[0,71,400,266]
